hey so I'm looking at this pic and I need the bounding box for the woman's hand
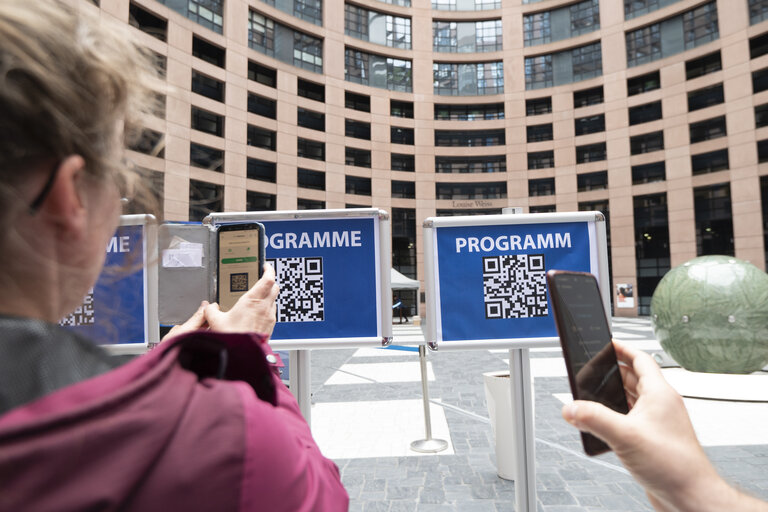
[162,300,209,341]
[203,263,279,336]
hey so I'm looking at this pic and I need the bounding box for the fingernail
[564,403,579,425]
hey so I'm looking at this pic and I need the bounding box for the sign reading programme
[425,213,607,347]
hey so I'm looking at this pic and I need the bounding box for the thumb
[562,400,628,448]
[204,302,225,325]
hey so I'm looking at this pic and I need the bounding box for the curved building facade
[78,0,768,316]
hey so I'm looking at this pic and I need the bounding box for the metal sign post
[410,344,449,453]
[423,211,610,512]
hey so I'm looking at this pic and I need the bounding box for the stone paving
[308,318,768,511]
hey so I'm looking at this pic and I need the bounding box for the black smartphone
[546,270,629,456]
[216,223,266,312]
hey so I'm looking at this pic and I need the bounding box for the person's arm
[562,341,768,512]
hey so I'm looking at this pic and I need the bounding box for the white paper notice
[162,242,204,268]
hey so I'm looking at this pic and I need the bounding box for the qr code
[59,288,95,327]
[266,257,324,322]
[482,254,548,319]
[230,272,249,292]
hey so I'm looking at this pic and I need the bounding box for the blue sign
[261,216,380,341]
[434,221,594,342]
[60,224,147,345]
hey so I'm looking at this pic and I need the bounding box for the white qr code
[482,254,548,319]
[267,257,324,322]
[59,288,95,327]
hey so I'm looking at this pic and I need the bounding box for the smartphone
[546,270,629,456]
[216,223,266,312]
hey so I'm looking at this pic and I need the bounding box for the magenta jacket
[0,328,349,511]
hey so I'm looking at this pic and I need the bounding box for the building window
[248,93,277,119]
[433,61,504,96]
[574,114,605,136]
[248,12,274,56]
[191,107,224,137]
[626,24,661,67]
[391,127,414,145]
[435,129,505,146]
[574,86,604,108]
[158,0,222,33]
[392,207,416,283]
[345,91,370,112]
[192,35,225,68]
[248,61,277,87]
[632,161,666,184]
[630,131,664,154]
[529,205,556,213]
[435,155,506,173]
[261,0,322,26]
[525,42,602,90]
[435,182,507,199]
[391,100,414,118]
[570,0,600,35]
[297,107,325,131]
[247,125,276,150]
[189,142,223,172]
[689,116,726,143]
[297,79,325,102]
[293,32,324,73]
[346,175,372,196]
[625,0,681,20]
[750,0,768,25]
[129,129,165,158]
[432,0,500,10]
[634,192,670,315]
[694,183,733,255]
[345,119,371,140]
[528,178,555,197]
[433,20,502,52]
[297,198,326,209]
[248,11,323,73]
[576,142,607,163]
[435,103,504,120]
[345,48,412,92]
[345,4,412,50]
[756,103,768,128]
[391,180,415,199]
[246,190,276,211]
[629,101,662,125]
[528,150,554,169]
[691,149,728,175]
[129,2,167,41]
[686,51,721,79]
[247,158,276,182]
[298,138,325,160]
[392,153,415,172]
[753,67,768,93]
[687,84,724,112]
[297,168,326,190]
[759,139,768,162]
[189,180,223,221]
[523,11,550,46]
[523,0,598,47]
[192,71,224,102]
[527,123,553,142]
[684,2,719,50]
[577,170,608,191]
[345,147,371,167]
[627,71,660,96]
[526,97,552,115]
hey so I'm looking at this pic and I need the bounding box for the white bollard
[483,371,517,480]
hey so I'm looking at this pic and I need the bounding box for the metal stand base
[410,438,449,453]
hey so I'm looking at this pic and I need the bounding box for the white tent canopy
[391,268,419,290]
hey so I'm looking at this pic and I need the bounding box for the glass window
[294,0,323,25]
[248,11,323,73]
[190,142,223,172]
[191,107,224,137]
[297,198,326,210]
[345,119,371,140]
[691,149,728,175]
[246,191,276,211]
[434,103,504,120]
[346,175,372,196]
[129,2,167,41]
[432,0,500,10]
[576,142,606,163]
[433,61,504,96]
[433,21,457,52]
[475,20,503,52]
[527,123,553,142]
[624,0,681,20]
[633,192,670,315]
[391,100,414,118]
[529,205,556,213]
[750,0,768,25]
[435,155,506,173]
[247,12,274,57]
[632,161,665,184]
[293,31,324,73]
[345,48,412,92]
[192,71,224,102]
[577,170,608,191]
[297,108,325,131]
[387,15,412,49]
[683,2,719,50]
[391,127,414,145]
[570,0,600,36]
[392,153,415,172]
[434,129,505,146]
[130,129,165,158]
[574,114,605,135]
[759,139,768,162]
[528,150,554,169]
[158,0,222,34]
[694,183,733,256]
[526,97,552,115]
[189,179,223,221]
[689,116,726,143]
[525,55,552,89]
[345,147,371,167]
[247,158,276,182]
[345,91,370,112]
[345,4,368,40]
[297,138,325,160]
[529,177,555,196]
[248,61,276,87]
[574,86,604,108]
[435,182,507,200]
[297,168,326,190]
[248,93,277,119]
[391,180,415,199]
[526,43,601,89]
[630,131,664,154]
[627,71,660,95]
[687,84,724,112]
[247,125,276,150]
[523,12,550,46]
[753,67,768,93]
[192,36,225,68]
[629,101,662,125]
[297,79,325,102]
[625,24,661,67]
[756,103,768,128]
[345,4,411,49]
[686,51,721,79]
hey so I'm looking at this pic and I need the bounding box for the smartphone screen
[217,223,264,312]
[546,270,629,455]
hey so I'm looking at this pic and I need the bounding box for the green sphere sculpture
[650,255,768,374]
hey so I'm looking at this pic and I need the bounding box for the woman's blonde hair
[0,0,163,209]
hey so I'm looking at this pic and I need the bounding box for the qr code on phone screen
[482,254,548,319]
[230,272,249,292]
[59,288,95,327]
[267,257,324,322]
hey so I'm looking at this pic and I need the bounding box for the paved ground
[307,317,768,511]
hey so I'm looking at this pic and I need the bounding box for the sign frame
[203,209,393,350]
[423,211,609,351]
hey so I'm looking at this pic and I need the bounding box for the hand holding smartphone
[217,223,266,312]
[546,270,629,455]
